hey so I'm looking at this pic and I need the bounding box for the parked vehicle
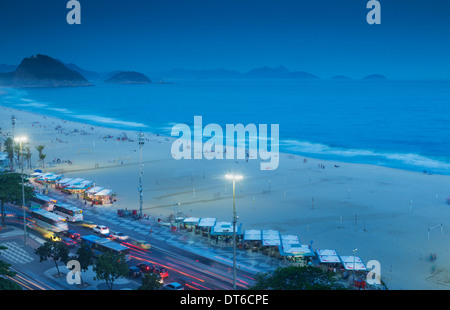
[162,282,184,290]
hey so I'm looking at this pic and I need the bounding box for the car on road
[77,220,96,229]
[31,226,61,242]
[60,237,77,247]
[92,225,110,235]
[110,231,129,241]
[136,263,154,273]
[64,230,81,240]
[136,263,169,278]
[155,267,169,278]
[127,239,151,250]
[128,266,142,278]
[162,282,184,290]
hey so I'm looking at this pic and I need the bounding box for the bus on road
[52,203,83,222]
[81,235,130,261]
[30,209,68,232]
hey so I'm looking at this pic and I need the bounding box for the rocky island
[104,71,152,84]
[0,54,92,88]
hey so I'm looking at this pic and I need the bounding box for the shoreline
[2,102,450,290]
[2,85,450,177]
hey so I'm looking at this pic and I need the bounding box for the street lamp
[353,248,358,286]
[138,131,144,218]
[11,115,16,170]
[14,136,28,245]
[225,173,243,290]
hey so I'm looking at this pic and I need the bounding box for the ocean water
[1,79,450,175]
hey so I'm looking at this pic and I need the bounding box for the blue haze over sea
[1,79,450,175]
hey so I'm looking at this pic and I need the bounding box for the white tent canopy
[198,217,216,227]
[213,222,233,233]
[94,189,114,196]
[86,186,104,194]
[57,177,73,185]
[339,256,367,271]
[281,235,300,245]
[262,230,281,246]
[283,244,313,255]
[62,178,85,187]
[316,249,341,263]
[244,230,262,241]
[66,180,93,190]
[183,217,200,225]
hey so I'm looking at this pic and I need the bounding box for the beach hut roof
[94,189,114,196]
[57,177,73,184]
[339,256,367,271]
[316,249,341,263]
[316,249,338,256]
[244,230,262,241]
[66,180,93,190]
[281,235,300,245]
[64,178,85,186]
[86,186,104,194]
[198,217,216,227]
[262,230,281,246]
[211,221,242,235]
[183,217,200,225]
[281,244,314,256]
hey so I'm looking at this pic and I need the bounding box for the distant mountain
[157,65,319,80]
[243,65,319,80]
[0,54,92,88]
[104,71,152,84]
[363,74,387,80]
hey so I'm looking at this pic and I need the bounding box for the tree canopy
[249,265,347,290]
[93,251,128,290]
[0,172,34,227]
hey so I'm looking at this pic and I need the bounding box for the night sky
[0,0,449,79]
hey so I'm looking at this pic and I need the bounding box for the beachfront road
[2,203,255,290]
[70,214,255,290]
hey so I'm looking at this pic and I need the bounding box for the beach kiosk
[277,235,315,263]
[92,189,115,205]
[198,217,216,237]
[243,229,262,252]
[36,172,63,184]
[59,178,85,193]
[211,221,243,245]
[260,230,281,257]
[84,186,104,201]
[65,180,94,194]
[339,256,367,271]
[339,255,367,288]
[182,217,200,232]
[316,249,341,264]
[55,178,74,189]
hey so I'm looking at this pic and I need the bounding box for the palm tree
[35,145,46,168]
[24,146,32,169]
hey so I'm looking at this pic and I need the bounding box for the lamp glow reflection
[225,173,243,290]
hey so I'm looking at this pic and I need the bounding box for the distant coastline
[2,78,450,176]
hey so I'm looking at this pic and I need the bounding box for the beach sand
[2,103,450,290]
